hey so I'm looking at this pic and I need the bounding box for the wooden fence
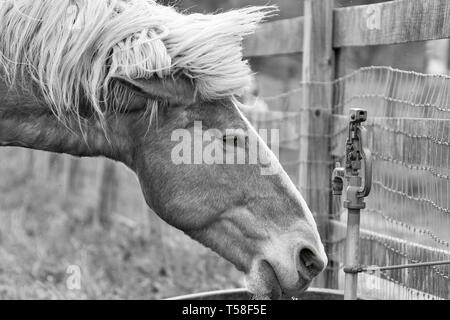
[243,0,450,298]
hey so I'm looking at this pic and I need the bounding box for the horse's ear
[112,76,196,106]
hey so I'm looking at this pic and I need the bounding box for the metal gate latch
[332,108,372,210]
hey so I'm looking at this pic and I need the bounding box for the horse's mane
[0,0,275,122]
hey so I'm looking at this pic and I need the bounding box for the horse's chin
[245,260,311,300]
[245,260,282,300]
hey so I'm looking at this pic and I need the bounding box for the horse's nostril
[298,248,325,279]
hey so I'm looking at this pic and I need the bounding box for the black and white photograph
[0,0,449,309]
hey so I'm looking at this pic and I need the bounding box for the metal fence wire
[245,66,450,300]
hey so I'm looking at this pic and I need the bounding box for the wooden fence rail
[243,17,304,57]
[244,0,450,58]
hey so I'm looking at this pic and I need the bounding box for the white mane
[0,0,275,121]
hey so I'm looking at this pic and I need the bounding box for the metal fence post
[332,108,372,300]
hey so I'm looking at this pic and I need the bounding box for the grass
[0,148,243,299]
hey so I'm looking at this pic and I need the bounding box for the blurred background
[0,0,445,299]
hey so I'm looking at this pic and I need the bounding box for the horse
[0,0,327,299]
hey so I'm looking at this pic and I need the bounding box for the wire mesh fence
[245,66,450,300]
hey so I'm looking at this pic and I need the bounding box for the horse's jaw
[185,205,320,300]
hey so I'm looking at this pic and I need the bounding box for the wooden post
[425,39,449,74]
[65,158,83,194]
[300,0,335,287]
[96,159,118,229]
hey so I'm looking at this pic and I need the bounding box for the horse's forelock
[0,0,277,123]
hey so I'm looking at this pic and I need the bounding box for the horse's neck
[0,79,131,164]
